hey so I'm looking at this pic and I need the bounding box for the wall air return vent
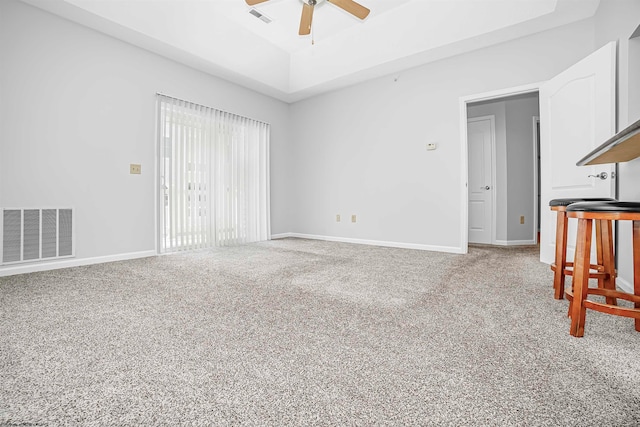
[1,208,74,265]
[249,8,272,23]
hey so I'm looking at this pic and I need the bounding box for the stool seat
[549,198,616,207]
[567,201,640,212]
[565,201,640,337]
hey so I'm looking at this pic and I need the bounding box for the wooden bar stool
[565,201,640,337]
[549,198,616,301]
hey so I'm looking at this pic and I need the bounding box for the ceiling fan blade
[299,3,314,36]
[245,0,270,6]
[328,0,370,20]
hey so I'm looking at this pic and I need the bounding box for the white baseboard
[271,233,465,254]
[494,239,537,246]
[0,250,157,277]
[270,233,294,240]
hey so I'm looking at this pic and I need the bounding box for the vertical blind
[157,94,270,252]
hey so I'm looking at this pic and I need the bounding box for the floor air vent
[2,208,74,265]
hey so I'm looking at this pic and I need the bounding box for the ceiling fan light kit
[245,0,370,36]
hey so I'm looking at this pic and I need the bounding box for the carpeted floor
[1,238,639,426]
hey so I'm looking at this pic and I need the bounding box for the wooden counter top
[577,117,640,165]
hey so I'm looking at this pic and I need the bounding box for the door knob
[482,186,490,190]
[588,172,608,180]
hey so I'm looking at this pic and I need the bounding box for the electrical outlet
[130,164,141,174]
[351,215,357,223]
[336,214,341,222]
[520,215,525,224]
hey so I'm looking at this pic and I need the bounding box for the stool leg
[601,219,617,306]
[570,217,592,338]
[634,220,640,332]
[554,210,568,300]
[595,219,604,287]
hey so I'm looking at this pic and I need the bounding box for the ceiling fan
[245,0,370,36]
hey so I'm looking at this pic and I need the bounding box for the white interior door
[539,41,617,264]
[468,116,495,244]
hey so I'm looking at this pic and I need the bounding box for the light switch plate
[130,164,141,174]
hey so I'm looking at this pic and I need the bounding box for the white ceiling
[21,0,600,102]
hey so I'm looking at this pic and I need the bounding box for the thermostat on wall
[426,143,437,151]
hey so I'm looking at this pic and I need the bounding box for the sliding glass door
[157,95,270,253]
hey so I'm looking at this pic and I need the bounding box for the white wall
[630,35,640,122]
[0,0,291,272]
[593,0,640,291]
[288,18,595,252]
[505,93,539,241]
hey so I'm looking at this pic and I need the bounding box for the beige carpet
[1,238,639,425]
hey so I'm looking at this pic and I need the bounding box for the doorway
[464,89,541,248]
[460,43,617,258]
